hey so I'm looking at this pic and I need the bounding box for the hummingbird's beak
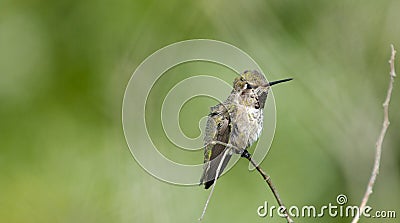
[267,78,293,87]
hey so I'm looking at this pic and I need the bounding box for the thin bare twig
[245,156,294,223]
[199,148,230,221]
[202,141,293,223]
[351,44,397,223]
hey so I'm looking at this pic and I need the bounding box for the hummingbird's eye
[246,83,253,89]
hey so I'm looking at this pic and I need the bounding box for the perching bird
[200,70,292,189]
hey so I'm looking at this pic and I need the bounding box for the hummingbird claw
[241,149,251,159]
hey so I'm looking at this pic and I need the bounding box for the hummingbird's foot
[241,149,251,159]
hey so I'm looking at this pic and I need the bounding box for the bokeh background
[1,1,399,222]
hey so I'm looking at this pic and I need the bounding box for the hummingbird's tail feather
[201,149,232,189]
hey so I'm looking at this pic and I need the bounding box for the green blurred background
[1,0,399,222]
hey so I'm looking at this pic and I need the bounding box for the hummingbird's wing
[200,103,232,189]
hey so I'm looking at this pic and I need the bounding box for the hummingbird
[200,70,292,189]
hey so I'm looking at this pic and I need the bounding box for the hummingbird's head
[233,70,293,109]
[233,70,267,91]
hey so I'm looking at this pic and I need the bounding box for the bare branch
[245,155,294,223]
[351,44,397,223]
[202,141,294,222]
[199,148,230,221]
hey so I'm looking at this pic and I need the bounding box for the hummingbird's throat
[258,91,268,109]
